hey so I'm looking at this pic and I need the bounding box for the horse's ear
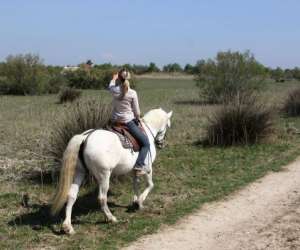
[167,111,173,119]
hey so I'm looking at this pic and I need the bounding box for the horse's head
[143,108,173,148]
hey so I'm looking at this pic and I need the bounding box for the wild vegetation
[1,76,300,249]
[282,88,300,117]
[0,54,60,95]
[0,54,133,95]
[47,99,111,164]
[1,49,300,249]
[195,51,266,103]
[58,87,82,104]
[1,51,300,97]
[204,94,274,146]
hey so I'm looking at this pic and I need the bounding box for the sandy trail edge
[123,158,300,250]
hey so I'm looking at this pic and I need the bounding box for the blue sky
[0,0,299,68]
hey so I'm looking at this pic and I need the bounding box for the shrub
[148,62,160,73]
[65,67,138,90]
[270,67,285,82]
[47,100,112,164]
[99,68,138,89]
[204,95,274,146]
[163,63,183,73]
[282,88,300,116]
[58,87,81,104]
[64,69,93,89]
[0,54,49,95]
[131,64,149,75]
[47,73,68,94]
[195,50,266,103]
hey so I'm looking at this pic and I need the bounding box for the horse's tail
[51,134,85,216]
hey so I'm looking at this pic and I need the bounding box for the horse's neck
[142,121,157,142]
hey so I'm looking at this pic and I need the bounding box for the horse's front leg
[62,164,85,235]
[132,174,140,203]
[137,169,154,209]
[97,170,118,223]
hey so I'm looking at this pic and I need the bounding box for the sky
[0,0,299,68]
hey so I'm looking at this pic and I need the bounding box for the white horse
[51,108,173,234]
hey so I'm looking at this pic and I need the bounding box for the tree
[94,63,114,70]
[271,67,284,82]
[131,64,149,74]
[148,62,160,73]
[195,50,266,103]
[163,63,183,72]
[284,69,293,81]
[184,64,195,74]
[292,67,300,81]
[0,53,49,95]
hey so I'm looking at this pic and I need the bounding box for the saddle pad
[107,126,140,152]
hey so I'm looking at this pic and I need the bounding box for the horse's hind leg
[97,170,117,223]
[137,170,154,209]
[62,163,86,235]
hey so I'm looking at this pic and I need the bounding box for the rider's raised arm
[107,74,121,96]
[132,91,141,119]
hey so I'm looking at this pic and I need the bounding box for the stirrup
[133,165,149,176]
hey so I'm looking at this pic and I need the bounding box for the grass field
[1,78,300,249]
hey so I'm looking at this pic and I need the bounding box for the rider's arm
[132,92,141,119]
[107,74,121,95]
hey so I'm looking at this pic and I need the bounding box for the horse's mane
[143,108,167,131]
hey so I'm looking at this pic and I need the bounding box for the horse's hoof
[138,203,144,210]
[132,201,140,210]
[62,223,75,235]
[133,201,144,210]
[107,216,118,223]
[111,216,118,223]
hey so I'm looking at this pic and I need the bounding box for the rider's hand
[112,73,118,81]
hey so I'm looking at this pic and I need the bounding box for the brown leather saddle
[107,121,146,152]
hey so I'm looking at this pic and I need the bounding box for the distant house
[83,60,93,72]
[62,60,93,74]
[62,65,80,74]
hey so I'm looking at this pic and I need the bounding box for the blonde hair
[119,79,130,99]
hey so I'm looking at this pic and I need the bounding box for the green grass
[1,78,300,249]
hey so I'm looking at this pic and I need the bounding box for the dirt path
[124,158,300,250]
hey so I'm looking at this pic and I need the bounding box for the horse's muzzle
[157,141,165,149]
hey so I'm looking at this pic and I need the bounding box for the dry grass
[58,87,81,104]
[46,99,111,165]
[282,88,300,116]
[204,95,274,146]
[1,79,300,249]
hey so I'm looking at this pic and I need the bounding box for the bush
[0,54,50,95]
[46,73,68,94]
[270,67,284,82]
[47,100,112,164]
[65,67,138,90]
[204,95,274,146]
[282,88,300,116]
[58,87,81,104]
[163,63,183,73]
[195,50,266,103]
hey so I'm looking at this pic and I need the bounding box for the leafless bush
[205,94,274,146]
[46,99,112,165]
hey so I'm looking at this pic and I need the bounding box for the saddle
[107,121,146,152]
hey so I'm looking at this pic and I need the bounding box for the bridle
[142,120,167,148]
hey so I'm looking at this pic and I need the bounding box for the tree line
[0,52,299,95]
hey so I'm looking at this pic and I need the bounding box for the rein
[142,120,156,141]
[142,119,164,147]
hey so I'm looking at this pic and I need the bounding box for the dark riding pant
[126,119,150,167]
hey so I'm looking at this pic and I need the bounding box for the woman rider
[108,69,150,175]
